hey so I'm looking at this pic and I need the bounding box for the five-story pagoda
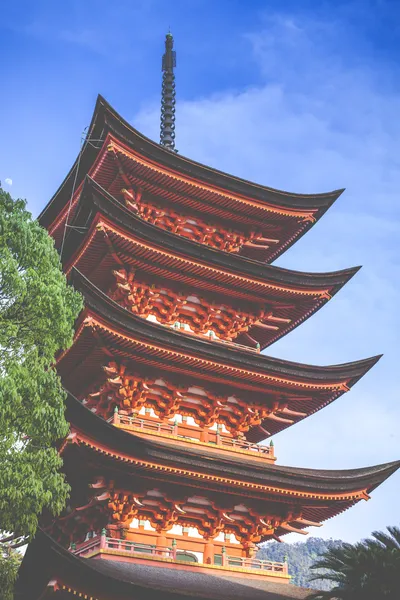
[16,34,399,600]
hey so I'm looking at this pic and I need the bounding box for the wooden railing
[110,414,273,457]
[226,555,287,573]
[72,535,287,575]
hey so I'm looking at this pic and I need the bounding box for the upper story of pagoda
[59,177,357,351]
[39,95,344,264]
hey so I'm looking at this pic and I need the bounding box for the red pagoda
[16,34,399,600]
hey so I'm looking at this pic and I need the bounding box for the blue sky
[1,0,399,543]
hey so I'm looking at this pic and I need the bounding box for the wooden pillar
[242,542,256,559]
[156,529,168,555]
[200,428,209,443]
[203,538,215,564]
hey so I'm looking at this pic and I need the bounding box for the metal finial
[160,32,177,151]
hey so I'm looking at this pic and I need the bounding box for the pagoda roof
[64,394,400,504]
[56,391,399,541]
[62,177,359,350]
[65,391,399,504]
[39,95,344,263]
[70,269,379,385]
[59,270,380,440]
[16,530,312,600]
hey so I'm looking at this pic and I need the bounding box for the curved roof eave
[63,176,359,293]
[64,391,400,495]
[70,268,381,386]
[95,95,344,209]
[38,94,344,230]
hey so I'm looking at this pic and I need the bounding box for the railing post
[269,439,274,458]
[283,554,289,575]
[216,424,221,446]
[172,538,177,560]
[100,528,107,550]
[113,406,120,425]
[221,545,227,567]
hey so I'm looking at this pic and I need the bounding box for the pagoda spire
[160,32,177,151]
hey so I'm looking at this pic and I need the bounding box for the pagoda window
[176,552,199,563]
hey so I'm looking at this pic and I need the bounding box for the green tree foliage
[258,537,342,589]
[0,185,82,537]
[307,526,400,599]
[0,547,21,600]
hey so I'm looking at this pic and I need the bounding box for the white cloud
[134,12,400,542]
[4,178,12,186]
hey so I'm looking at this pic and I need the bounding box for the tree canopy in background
[0,185,82,538]
[258,536,343,590]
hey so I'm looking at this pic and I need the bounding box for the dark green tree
[308,526,400,599]
[0,546,22,600]
[0,184,82,538]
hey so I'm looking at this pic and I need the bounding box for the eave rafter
[109,267,286,348]
[62,428,372,506]
[106,138,319,222]
[61,311,354,393]
[111,154,280,258]
[86,360,303,435]
[48,476,310,547]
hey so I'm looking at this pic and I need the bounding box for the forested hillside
[257,536,343,590]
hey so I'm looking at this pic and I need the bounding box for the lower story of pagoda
[70,527,289,583]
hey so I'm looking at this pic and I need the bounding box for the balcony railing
[109,414,273,458]
[72,535,287,576]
